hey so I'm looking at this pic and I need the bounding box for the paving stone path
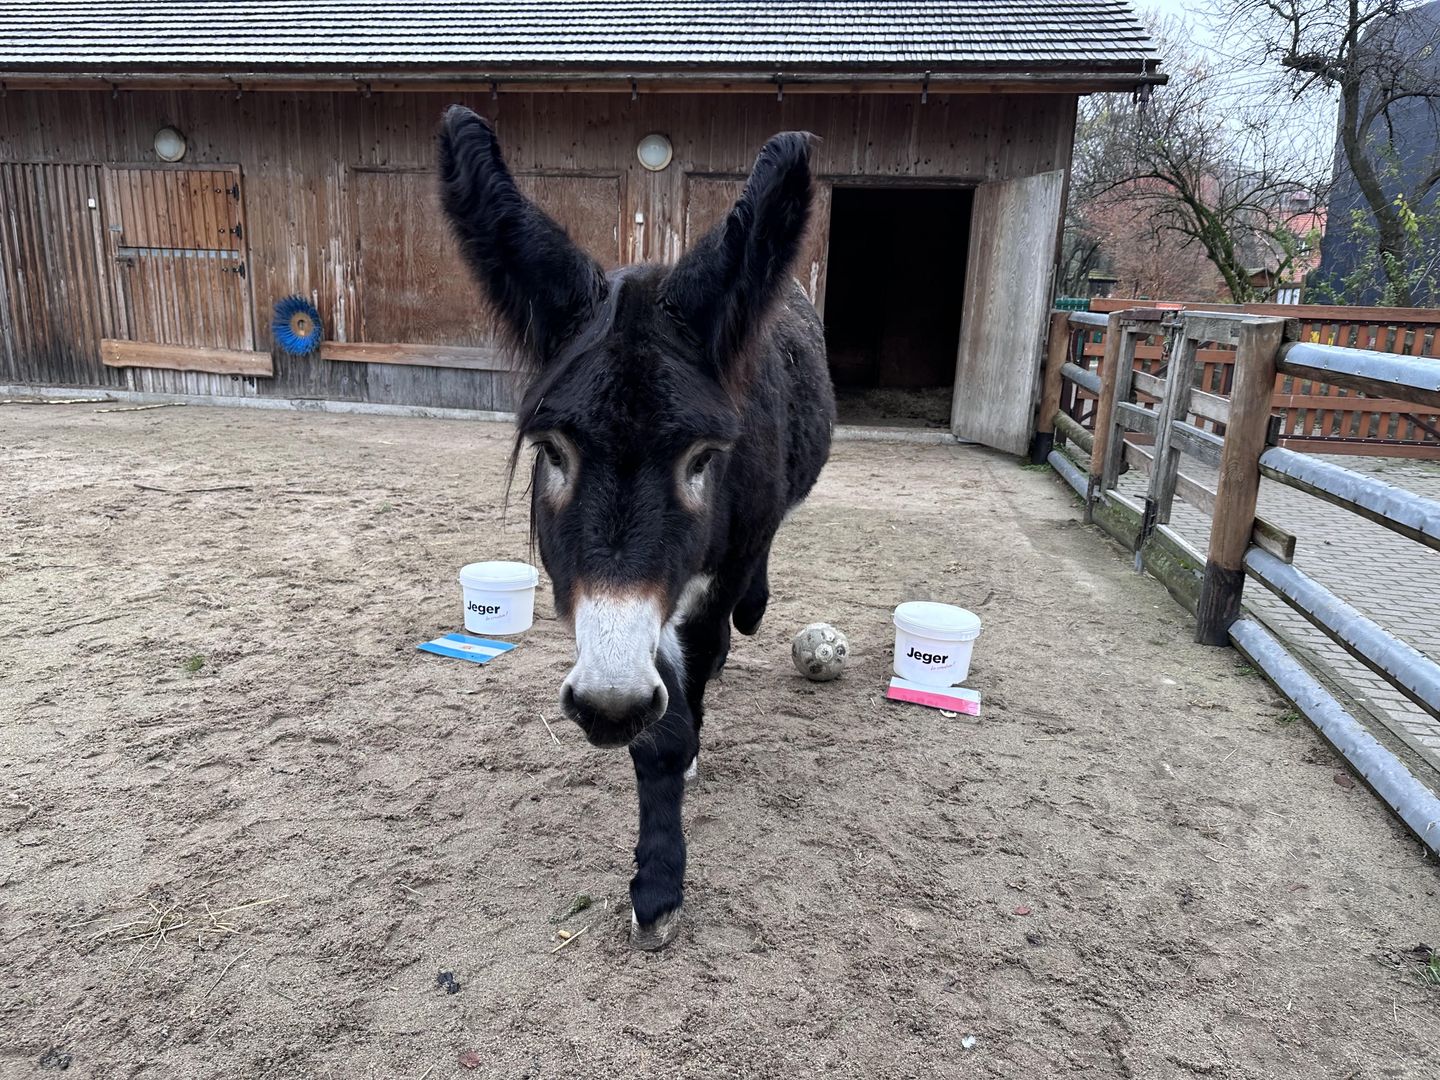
[1115,454,1440,775]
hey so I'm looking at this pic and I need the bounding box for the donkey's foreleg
[678,608,732,723]
[731,543,772,637]
[628,666,698,950]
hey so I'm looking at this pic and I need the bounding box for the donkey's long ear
[438,105,607,366]
[663,132,814,375]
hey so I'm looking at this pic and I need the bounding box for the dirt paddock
[2,405,1437,1079]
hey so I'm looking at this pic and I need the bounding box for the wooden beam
[101,338,273,377]
[1188,388,1231,426]
[1131,369,1166,398]
[1115,307,1171,322]
[1,71,1167,96]
[1155,523,1205,566]
[1274,438,1440,458]
[1251,517,1297,564]
[1268,394,1432,412]
[1114,401,1158,435]
[1143,334,1200,544]
[1030,312,1072,464]
[1141,525,1204,615]
[1169,420,1225,467]
[319,341,515,372]
[1084,313,1126,524]
[1099,326,1143,500]
[1125,441,1295,562]
[1091,297,1440,325]
[1178,312,1246,346]
[1196,318,1286,645]
[1054,411,1094,454]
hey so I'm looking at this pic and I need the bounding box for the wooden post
[1097,324,1141,497]
[1030,311,1071,464]
[1141,324,1199,547]
[1084,312,1125,524]
[1195,318,1286,645]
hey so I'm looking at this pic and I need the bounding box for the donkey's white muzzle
[561,592,670,745]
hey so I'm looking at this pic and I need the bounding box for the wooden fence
[1037,308,1440,852]
[1060,300,1440,457]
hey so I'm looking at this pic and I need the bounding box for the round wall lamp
[636,132,673,172]
[153,126,187,162]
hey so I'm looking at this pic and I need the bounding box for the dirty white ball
[791,623,849,681]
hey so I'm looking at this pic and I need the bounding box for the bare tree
[1222,0,1440,305]
[1069,20,1330,303]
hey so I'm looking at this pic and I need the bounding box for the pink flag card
[885,677,982,715]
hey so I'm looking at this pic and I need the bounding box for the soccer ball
[791,623,848,681]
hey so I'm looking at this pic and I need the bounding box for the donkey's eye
[537,440,565,469]
[687,449,715,479]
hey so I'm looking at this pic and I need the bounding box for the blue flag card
[417,632,517,664]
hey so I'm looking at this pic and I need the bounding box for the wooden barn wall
[0,89,1077,409]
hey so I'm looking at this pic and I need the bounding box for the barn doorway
[823,186,973,428]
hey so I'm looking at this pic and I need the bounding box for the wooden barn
[0,0,1159,454]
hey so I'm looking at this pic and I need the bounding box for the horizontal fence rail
[1039,309,1440,855]
[1259,447,1440,552]
[1279,341,1440,410]
[1244,547,1440,720]
[1231,619,1440,851]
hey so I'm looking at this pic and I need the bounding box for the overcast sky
[1136,0,1340,171]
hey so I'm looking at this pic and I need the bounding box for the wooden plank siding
[0,162,126,387]
[0,88,1078,409]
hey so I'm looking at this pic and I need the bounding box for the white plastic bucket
[458,561,540,636]
[892,602,982,687]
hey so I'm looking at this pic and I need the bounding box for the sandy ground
[2,404,1438,1080]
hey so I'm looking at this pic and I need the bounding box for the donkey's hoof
[630,907,684,951]
[683,754,699,786]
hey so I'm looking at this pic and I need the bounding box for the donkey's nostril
[565,679,663,724]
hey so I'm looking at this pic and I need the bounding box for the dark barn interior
[823,186,973,427]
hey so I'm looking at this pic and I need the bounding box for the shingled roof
[0,0,1159,87]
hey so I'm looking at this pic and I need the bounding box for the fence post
[1085,312,1125,524]
[1195,317,1286,645]
[1140,319,1198,547]
[1030,311,1071,465]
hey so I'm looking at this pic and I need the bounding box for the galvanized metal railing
[1037,308,1440,853]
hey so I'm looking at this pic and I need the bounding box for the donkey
[438,105,835,949]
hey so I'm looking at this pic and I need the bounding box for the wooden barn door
[103,166,255,351]
[951,170,1065,455]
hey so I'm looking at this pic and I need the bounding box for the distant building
[1245,189,1327,304]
